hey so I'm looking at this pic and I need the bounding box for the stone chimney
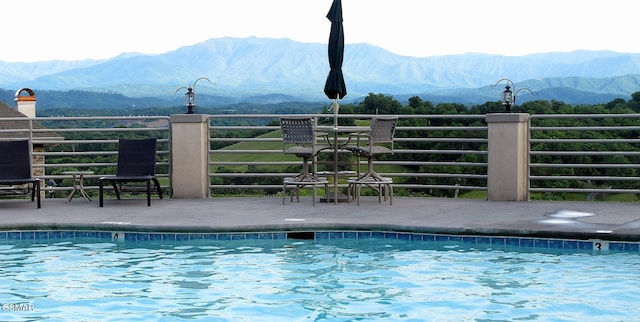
[14,87,36,118]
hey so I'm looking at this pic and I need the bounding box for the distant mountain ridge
[1,37,640,105]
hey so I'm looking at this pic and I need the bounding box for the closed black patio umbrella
[324,0,347,127]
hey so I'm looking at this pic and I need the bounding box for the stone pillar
[33,145,46,199]
[170,114,210,198]
[486,113,530,201]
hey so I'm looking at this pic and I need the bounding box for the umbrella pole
[332,100,339,129]
[332,99,339,204]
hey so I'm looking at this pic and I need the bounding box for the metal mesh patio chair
[344,116,397,205]
[0,140,41,208]
[345,116,397,181]
[280,117,329,205]
[99,138,163,207]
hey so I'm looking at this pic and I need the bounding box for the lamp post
[493,78,535,112]
[174,77,215,114]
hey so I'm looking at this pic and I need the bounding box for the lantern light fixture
[493,78,535,112]
[174,77,215,114]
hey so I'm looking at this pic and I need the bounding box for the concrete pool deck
[1,196,639,241]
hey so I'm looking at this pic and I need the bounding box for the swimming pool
[1,230,639,321]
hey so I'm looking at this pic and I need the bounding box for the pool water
[1,235,639,321]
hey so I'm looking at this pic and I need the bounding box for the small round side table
[62,171,94,202]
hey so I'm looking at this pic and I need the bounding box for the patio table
[316,125,369,204]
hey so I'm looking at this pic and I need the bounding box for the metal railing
[0,116,171,198]
[208,114,488,197]
[5,113,640,200]
[529,114,640,198]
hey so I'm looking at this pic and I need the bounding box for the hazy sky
[1,0,637,62]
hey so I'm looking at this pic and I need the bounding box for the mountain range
[2,37,640,107]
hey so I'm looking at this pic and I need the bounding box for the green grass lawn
[212,130,294,172]
[211,126,407,175]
